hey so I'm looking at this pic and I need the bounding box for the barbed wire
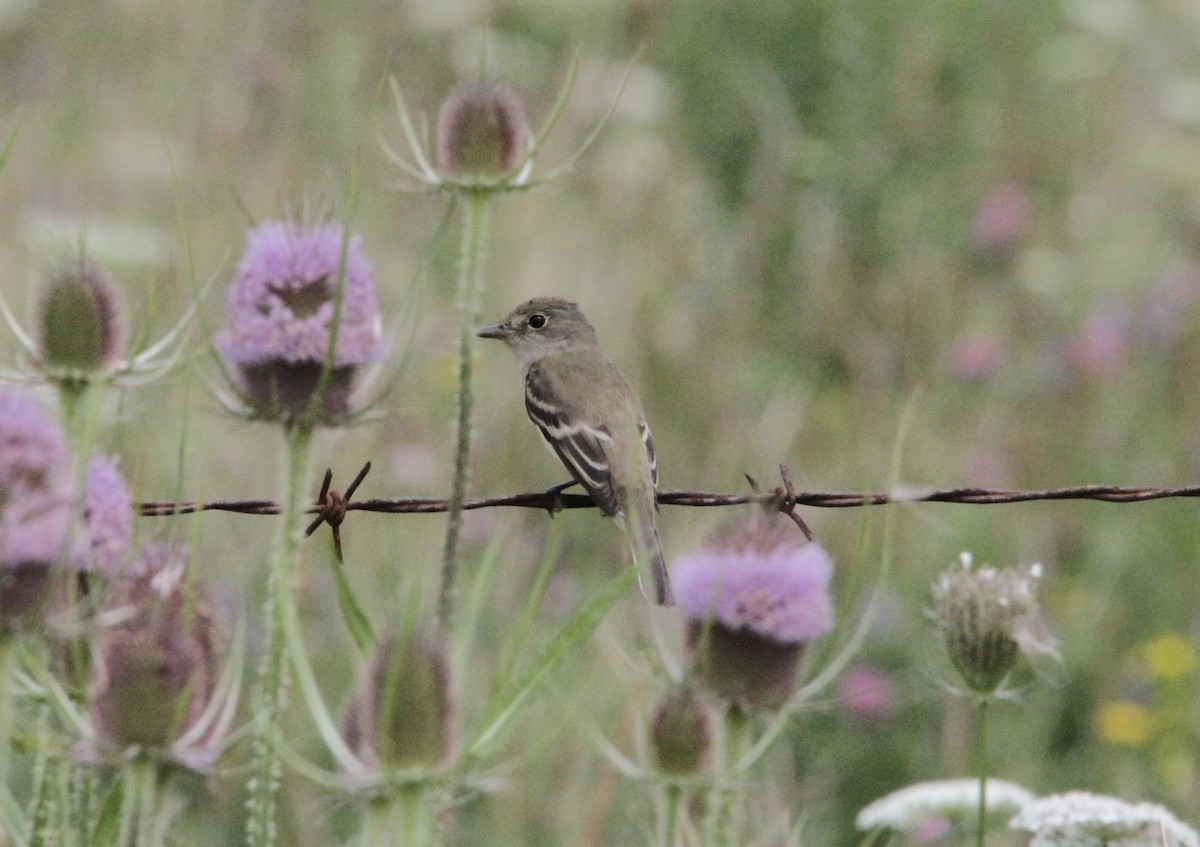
[139,471,1200,519]
[139,461,1200,538]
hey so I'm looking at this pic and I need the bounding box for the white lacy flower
[857,778,1036,831]
[1010,792,1199,847]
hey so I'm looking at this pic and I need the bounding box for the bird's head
[477,297,598,364]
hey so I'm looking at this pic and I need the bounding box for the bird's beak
[476,322,510,340]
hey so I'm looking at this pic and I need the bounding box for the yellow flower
[1142,634,1195,680]
[1094,700,1153,747]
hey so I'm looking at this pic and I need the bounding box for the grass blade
[466,568,636,758]
[327,550,376,653]
[89,779,124,847]
[0,109,22,176]
[0,778,28,847]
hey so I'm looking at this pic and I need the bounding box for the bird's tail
[623,505,675,607]
[646,533,675,607]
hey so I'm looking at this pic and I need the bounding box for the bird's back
[524,350,650,516]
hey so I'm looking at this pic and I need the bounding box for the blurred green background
[2,0,1199,844]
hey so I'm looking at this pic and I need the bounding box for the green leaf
[495,527,562,687]
[327,551,375,653]
[89,779,125,847]
[466,568,635,758]
[0,109,22,177]
[453,527,509,674]
[0,778,28,847]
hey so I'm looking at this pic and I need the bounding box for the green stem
[245,423,315,847]
[708,704,752,847]
[70,766,99,847]
[53,380,101,847]
[361,787,433,847]
[118,757,160,847]
[975,697,990,847]
[56,378,100,697]
[0,640,12,784]
[27,755,75,847]
[657,783,684,847]
[57,380,89,441]
[56,380,105,482]
[117,753,153,839]
[438,191,493,629]
[26,708,55,847]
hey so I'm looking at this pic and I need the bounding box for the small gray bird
[477,297,674,606]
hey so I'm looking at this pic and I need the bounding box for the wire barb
[744,466,814,540]
[303,462,372,563]
[774,464,814,540]
[543,479,580,516]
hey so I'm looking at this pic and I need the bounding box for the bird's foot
[545,480,579,515]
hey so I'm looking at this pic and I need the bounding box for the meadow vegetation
[0,1,1198,845]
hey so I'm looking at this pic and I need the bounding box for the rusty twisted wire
[139,462,1200,560]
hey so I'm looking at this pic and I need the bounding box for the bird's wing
[638,417,658,493]
[525,360,621,516]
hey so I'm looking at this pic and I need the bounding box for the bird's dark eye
[527,313,547,330]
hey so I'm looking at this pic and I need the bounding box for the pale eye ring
[527,313,547,330]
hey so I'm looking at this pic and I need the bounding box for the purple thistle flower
[0,388,72,630]
[838,665,896,723]
[1066,309,1129,380]
[435,82,531,181]
[674,533,835,644]
[342,632,455,772]
[0,387,71,491]
[0,488,72,568]
[37,257,125,372]
[215,221,383,423]
[0,487,71,630]
[91,544,222,757]
[674,510,835,710]
[971,182,1031,257]
[77,452,133,576]
[649,682,712,777]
